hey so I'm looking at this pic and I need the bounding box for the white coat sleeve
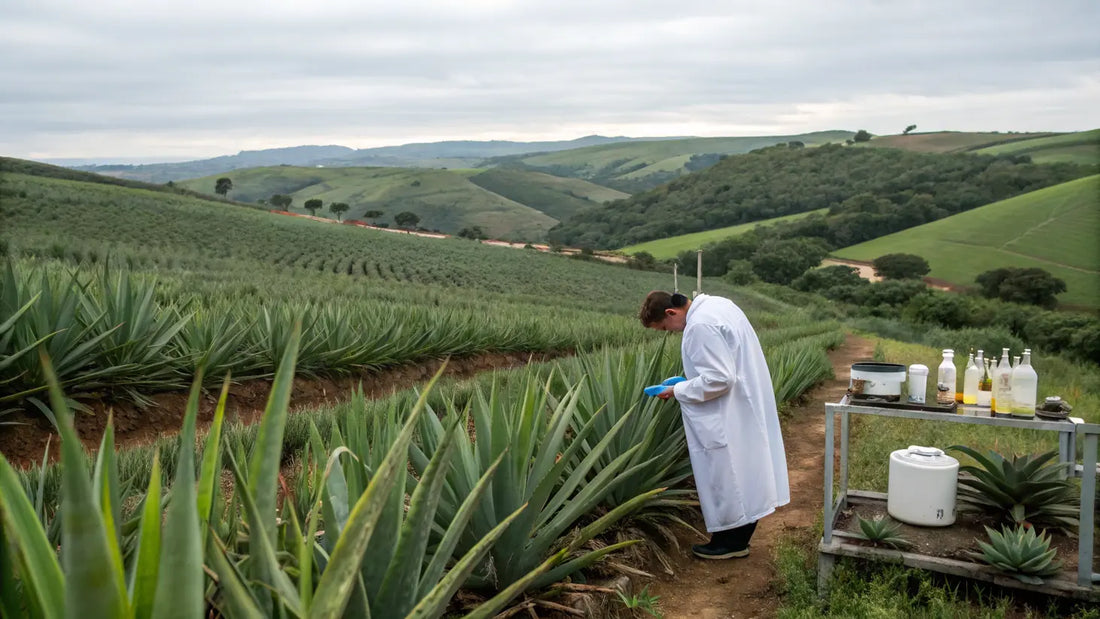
[673,323,735,404]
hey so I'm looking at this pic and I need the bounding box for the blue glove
[661,376,686,386]
[643,385,667,397]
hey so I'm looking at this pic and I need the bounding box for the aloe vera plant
[971,525,1063,584]
[852,515,911,550]
[413,375,663,598]
[948,445,1078,530]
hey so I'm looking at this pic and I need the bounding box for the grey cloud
[1,0,1097,158]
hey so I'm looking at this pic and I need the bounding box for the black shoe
[691,539,750,560]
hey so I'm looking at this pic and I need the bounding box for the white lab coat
[672,294,790,532]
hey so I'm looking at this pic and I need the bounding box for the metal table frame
[820,398,1097,595]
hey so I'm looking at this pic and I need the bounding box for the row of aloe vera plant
[1,322,843,616]
[0,260,643,420]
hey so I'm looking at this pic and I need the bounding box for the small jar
[907,364,929,404]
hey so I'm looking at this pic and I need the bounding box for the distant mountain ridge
[68,135,677,183]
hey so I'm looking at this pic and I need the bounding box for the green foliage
[616,584,663,617]
[456,226,486,240]
[792,265,865,293]
[549,144,1090,250]
[872,253,930,279]
[947,446,1078,530]
[853,129,873,143]
[903,125,917,135]
[269,193,292,209]
[976,267,1066,308]
[304,198,323,215]
[362,209,383,220]
[621,209,829,260]
[467,168,624,222]
[724,260,756,285]
[901,291,974,329]
[971,525,1062,584]
[852,515,911,549]
[328,202,349,222]
[215,177,233,197]
[394,211,420,229]
[750,237,829,285]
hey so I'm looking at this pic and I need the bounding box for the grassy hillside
[862,131,1056,153]
[178,166,562,241]
[620,208,829,259]
[833,175,1100,308]
[549,143,1091,250]
[0,164,761,314]
[971,128,1100,165]
[467,169,628,222]
[496,131,854,192]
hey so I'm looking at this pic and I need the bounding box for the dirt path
[646,333,874,618]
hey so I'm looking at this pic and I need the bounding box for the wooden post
[695,250,702,297]
[673,263,679,293]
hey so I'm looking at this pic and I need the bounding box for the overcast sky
[2,0,1098,162]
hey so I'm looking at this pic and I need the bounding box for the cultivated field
[833,175,1100,308]
[972,128,1100,165]
[864,131,1057,153]
[620,208,830,259]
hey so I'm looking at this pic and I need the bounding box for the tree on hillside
[903,124,917,135]
[457,226,486,240]
[394,211,420,229]
[853,130,873,143]
[976,267,1066,308]
[363,209,384,222]
[329,202,349,222]
[269,194,293,209]
[215,177,233,197]
[872,253,930,279]
[304,199,323,216]
[750,237,828,285]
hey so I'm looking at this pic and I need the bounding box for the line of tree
[548,144,1091,250]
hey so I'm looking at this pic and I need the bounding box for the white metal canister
[887,445,958,526]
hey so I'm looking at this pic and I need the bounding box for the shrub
[976,267,1066,308]
[792,265,865,292]
[724,260,756,285]
[902,291,975,329]
[948,446,1078,531]
[872,253,930,280]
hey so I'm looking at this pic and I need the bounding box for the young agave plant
[948,445,1078,531]
[971,525,1063,584]
[852,515,911,550]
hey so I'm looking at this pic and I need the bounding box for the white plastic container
[887,445,958,526]
[907,364,928,404]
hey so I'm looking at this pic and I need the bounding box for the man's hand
[657,386,675,400]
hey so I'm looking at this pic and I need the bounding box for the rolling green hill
[0,159,760,316]
[178,166,624,241]
[971,128,1100,165]
[833,175,1100,308]
[862,131,1056,153]
[492,131,854,192]
[620,208,829,260]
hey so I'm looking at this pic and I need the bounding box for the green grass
[177,165,560,240]
[863,131,1058,153]
[466,168,627,221]
[619,208,830,259]
[972,129,1100,165]
[833,176,1100,308]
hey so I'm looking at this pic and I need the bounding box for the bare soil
[644,333,875,618]
[0,350,567,468]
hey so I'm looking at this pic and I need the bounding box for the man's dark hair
[639,290,688,326]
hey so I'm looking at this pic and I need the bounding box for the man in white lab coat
[640,291,790,559]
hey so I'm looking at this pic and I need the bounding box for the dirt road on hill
[646,334,874,618]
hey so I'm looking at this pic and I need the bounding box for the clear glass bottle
[1011,349,1038,418]
[962,351,979,405]
[977,359,993,408]
[936,349,956,405]
[993,348,1013,415]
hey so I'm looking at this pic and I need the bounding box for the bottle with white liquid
[1010,349,1038,418]
[936,349,956,405]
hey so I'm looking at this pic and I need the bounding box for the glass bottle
[936,349,956,405]
[977,359,993,408]
[993,348,1013,415]
[1011,349,1038,418]
[962,351,980,405]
